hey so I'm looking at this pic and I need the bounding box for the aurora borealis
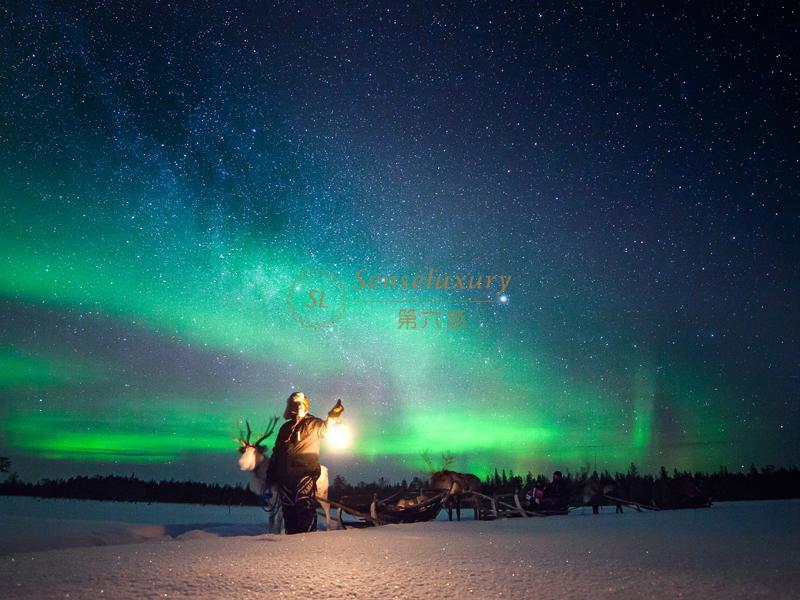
[0,2,797,484]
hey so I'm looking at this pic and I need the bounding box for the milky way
[0,2,797,483]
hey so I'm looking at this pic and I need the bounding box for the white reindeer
[235,418,331,533]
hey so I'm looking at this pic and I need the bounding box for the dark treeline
[475,463,800,506]
[0,473,259,506]
[0,463,798,506]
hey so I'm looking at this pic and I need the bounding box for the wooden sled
[325,491,448,529]
[470,490,568,519]
[604,494,712,511]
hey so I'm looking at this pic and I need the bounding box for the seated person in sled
[529,470,571,512]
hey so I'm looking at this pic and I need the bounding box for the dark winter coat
[544,478,570,502]
[267,414,330,485]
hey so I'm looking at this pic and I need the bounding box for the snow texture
[1,498,798,599]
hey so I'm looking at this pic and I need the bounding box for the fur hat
[284,391,309,419]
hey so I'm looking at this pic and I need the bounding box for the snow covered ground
[0,497,798,599]
[0,496,269,555]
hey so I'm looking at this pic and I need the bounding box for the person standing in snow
[267,392,343,534]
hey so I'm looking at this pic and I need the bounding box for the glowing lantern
[327,421,352,451]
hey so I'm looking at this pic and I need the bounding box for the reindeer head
[234,417,279,472]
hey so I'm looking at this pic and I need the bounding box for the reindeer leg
[268,483,284,534]
[456,495,461,521]
[322,500,332,531]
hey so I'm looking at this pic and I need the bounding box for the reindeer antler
[234,420,247,445]
[441,451,456,470]
[421,451,435,474]
[255,415,279,446]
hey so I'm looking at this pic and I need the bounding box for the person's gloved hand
[328,399,344,421]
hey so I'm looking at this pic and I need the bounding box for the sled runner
[603,494,660,512]
[654,496,713,510]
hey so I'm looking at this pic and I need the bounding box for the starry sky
[0,1,797,484]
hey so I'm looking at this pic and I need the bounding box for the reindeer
[424,452,483,521]
[235,418,332,533]
[431,470,483,521]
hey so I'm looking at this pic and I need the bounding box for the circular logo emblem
[287,269,347,329]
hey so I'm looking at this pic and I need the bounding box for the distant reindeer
[235,418,331,533]
[430,470,483,521]
[424,452,482,521]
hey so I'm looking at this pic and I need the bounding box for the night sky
[1,2,797,485]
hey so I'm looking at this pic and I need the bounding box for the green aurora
[0,195,744,480]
